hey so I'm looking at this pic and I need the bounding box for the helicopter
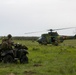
[25,27,76,46]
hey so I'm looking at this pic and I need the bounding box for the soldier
[7,34,14,49]
[1,34,14,50]
[1,38,8,50]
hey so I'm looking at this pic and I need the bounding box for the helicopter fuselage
[37,32,64,45]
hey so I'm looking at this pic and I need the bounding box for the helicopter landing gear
[52,41,58,46]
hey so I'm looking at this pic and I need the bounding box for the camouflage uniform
[7,34,14,50]
[1,34,13,50]
[1,38,8,50]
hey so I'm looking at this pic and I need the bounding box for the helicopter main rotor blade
[25,30,46,34]
[25,27,76,34]
[48,27,76,31]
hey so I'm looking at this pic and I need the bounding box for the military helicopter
[25,27,76,46]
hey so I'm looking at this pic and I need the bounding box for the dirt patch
[23,70,36,75]
[8,72,19,75]
[8,73,15,75]
[33,63,42,67]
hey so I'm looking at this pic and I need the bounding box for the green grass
[0,39,76,75]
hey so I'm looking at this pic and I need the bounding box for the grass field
[0,39,76,75]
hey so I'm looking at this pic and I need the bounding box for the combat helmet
[7,34,12,39]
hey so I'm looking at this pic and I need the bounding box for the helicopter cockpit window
[38,37,42,40]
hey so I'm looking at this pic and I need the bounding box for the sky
[0,0,76,36]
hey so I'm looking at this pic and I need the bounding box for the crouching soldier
[1,34,14,50]
[1,38,8,50]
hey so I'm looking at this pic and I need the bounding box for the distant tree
[74,35,76,39]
